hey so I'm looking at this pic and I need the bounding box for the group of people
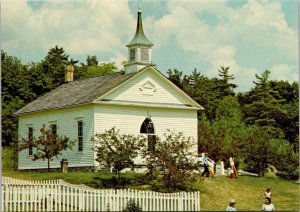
[200,154,275,211]
[226,189,275,211]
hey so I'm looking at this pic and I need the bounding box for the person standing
[226,199,237,211]
[202,153,210,177]
[265,188,271,199]
[262,197,275,211]
[229,157,238,178]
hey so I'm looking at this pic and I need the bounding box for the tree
[75,55,117,80]
[143,130,200,192]
[241,70,287,137]
[86,55,98,66]
[18,125,74,171]
[269,80,299,150]
[1,51,36,146]
[240,126,272,176]
[213,96,245,160]
[240,125,299,178]
[215,66,237,97]
[184,69,221,120]
[92,127,146,181]
[166,68,185,90]
[198,114,227,161]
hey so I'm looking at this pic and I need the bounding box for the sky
[2,0,299,91]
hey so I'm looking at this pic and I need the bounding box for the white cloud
[2,0,298,91]
[150,0,298,90]
[2,0,134,62]
[270,64,299,82]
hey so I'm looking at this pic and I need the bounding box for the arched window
[140,117,156,151]
[140,117,155,134]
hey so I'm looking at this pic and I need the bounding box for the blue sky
[2,0,299,91]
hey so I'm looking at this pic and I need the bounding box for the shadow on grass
[90,174,146,189]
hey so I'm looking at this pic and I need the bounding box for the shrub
[122,199,142,212]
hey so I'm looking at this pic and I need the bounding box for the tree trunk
[13,141,18,171]
[47,158,50,172]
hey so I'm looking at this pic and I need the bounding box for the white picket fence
[1,177,200,211]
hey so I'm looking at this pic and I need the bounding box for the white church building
[15,9,204,171]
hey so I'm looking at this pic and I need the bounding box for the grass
[199,175,299,211]
[2,147,299,211]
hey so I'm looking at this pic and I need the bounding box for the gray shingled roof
[15,72,137,115]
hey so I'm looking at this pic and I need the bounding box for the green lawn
[2,147,299,211]
[199,175,299,211]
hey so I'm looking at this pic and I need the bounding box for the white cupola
[124,9,155,74]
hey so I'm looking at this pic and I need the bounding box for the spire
[127,9,153,47]
[124,8,155,74]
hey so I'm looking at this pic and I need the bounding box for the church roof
[127,9,153,47]
[15,72,137,115]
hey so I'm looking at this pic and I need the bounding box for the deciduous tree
[92,127,146,180]
[143,130,200,192]
[18,125,74,171]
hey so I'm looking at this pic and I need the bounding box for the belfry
[124,9,155,73]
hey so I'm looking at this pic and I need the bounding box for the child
[265,188,271,198]
[229,168,235,179]
[209,166,215,177]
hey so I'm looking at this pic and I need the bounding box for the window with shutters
[50,124,57,141]
[77,120,83,152]
[141,48,149,62]
[28,127,33,155]
[130,49,136,61]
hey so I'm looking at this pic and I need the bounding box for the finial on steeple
[138,0,141,12]
[126,8,153,47]
[124,6,155,74]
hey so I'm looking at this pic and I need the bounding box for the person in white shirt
[262,197,275,211]
[265,188,271,198]
[226,199,237,211]
[229,157,238,178]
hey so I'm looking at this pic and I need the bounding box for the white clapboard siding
[100,67,199,108]
[18,105,95,170]
[94,105,198,138]
[2,177,200,211]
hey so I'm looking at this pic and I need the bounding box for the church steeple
[125,9,155,74]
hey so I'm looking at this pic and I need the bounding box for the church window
[141,48,149,62]
[50,124,57,141]
[130,49,136,61]
[140,117,156,151]
[77,120,83,152]
[28,127,33,155]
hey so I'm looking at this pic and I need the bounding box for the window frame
[141,48,149,62]
[50,123,57,141]
[77,120,83,152]
[129,48,136,62]
[28,127,33,156]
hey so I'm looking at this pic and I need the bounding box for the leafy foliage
[122,199,143,212]
[18,125,74,171]
[1,51,36,146]
[75,55,117,79]
[2,46,298,179]
[198,96,245,164]
[142,130,200,192]
[92,127,146,179]
[241,70,287,137]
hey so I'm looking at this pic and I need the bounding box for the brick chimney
[65,65,74,82]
